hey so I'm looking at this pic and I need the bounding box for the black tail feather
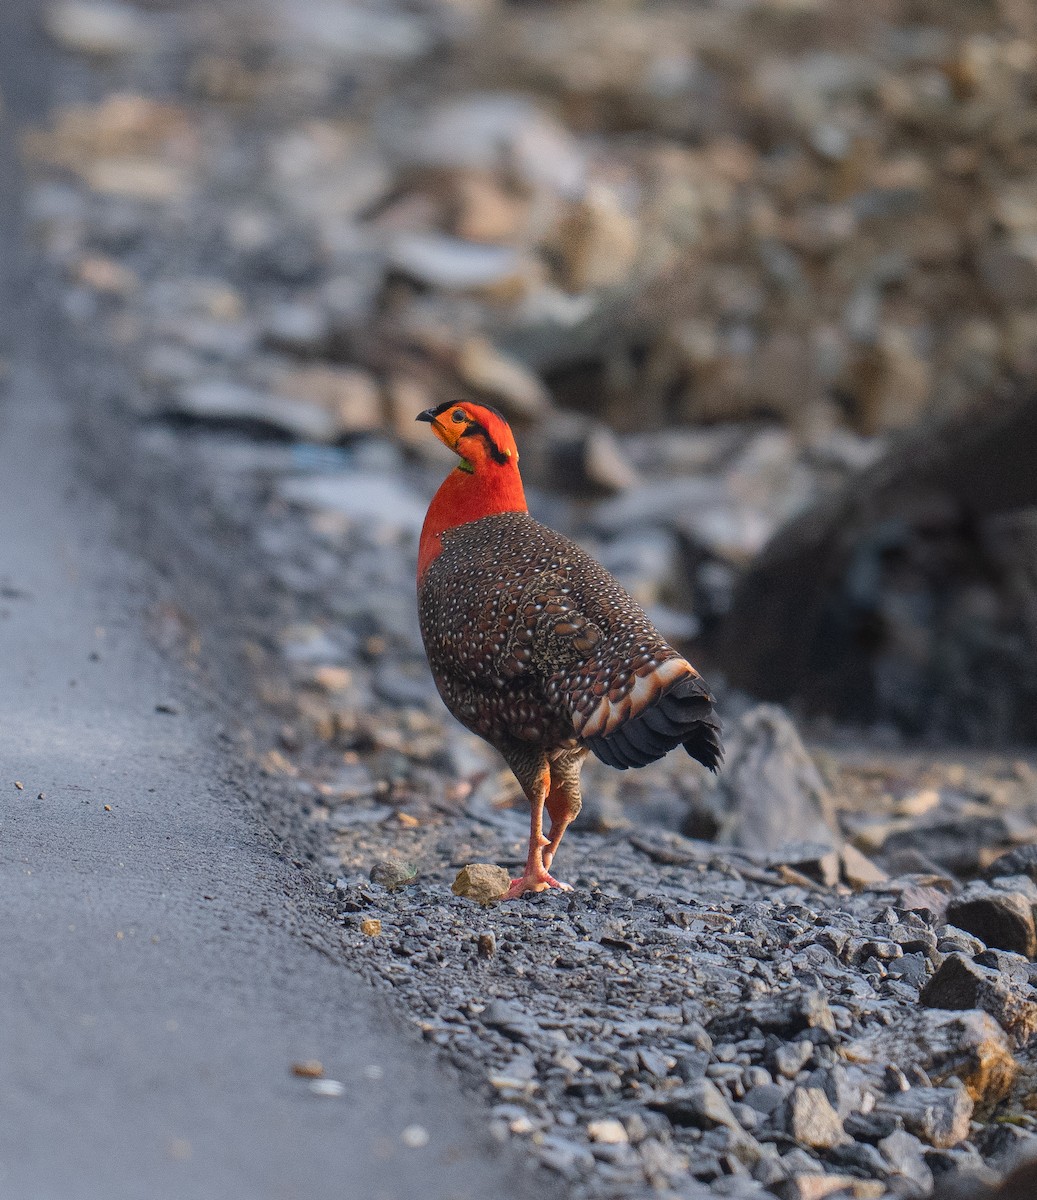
[586,675,723,773]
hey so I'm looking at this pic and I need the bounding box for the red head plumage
[416,401,527,581]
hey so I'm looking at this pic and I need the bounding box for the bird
[416,400,722,899]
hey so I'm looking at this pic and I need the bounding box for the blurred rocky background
[19,1,1037,1197]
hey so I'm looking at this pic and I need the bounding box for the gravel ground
[21,2,1037,1198]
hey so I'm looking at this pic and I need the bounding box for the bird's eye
[451,409,467,423]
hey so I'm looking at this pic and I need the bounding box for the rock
[277,473,427,537]
[946,884,1037,958]
[75,253,138,295]
[167,380,338,443]
[719,391,1037,743]
[779,1176,880,1200]
[985,844,1037,884]
[877,1084,973,1148]
[546,417,641,499]
[647,1078,744,1134]
[709,989,837,1041]
[840,844,889,889]
[581,423,640,494]
[477,932,495,958]
[360,919,381,937]
[773,1040,813,1079]
[269,365,383,437]
[452,173,527,245]
[389,234,532,293]
[394,93,585,196]
[846,1008,1017,1104]
[451,864,510,905]
[278,2,431,63]
[455,336,551,419]
[554,186,640,293]
[919,953,1037,1046]
[878,1128,934,1194]
[743,1083,787,1114]
[700,706,840,857]
[369,860,418,891]
[587,1118,628,1145]
[261,303,331,356]
[785,1086,845,1150]
[84,157,193,202]
[43,1,156,57]
[769,841,841,888]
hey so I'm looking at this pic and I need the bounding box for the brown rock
[846,1008,1017,1104]
[840,844,889,889]
[780,1177,884,1200]
[75,254,138,295]
[451,863,510,905]
[786,1086,845,1149]
[554,186,639,293]
[451,172,527,244]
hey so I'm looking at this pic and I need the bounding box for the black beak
[416,408,436,423]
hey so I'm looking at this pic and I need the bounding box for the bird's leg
[501,755,571,900]
[542,753,584,872]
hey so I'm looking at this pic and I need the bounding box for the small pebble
[360,919,382,936]
[309,1079,345,1098]
[401,1124,429,1149]
[291,1060,324,1079]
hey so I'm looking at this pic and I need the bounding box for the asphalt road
[0,8,550,1200]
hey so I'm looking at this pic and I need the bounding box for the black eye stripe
[459,419,510,465]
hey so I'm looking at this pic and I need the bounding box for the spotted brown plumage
[417,401,722,899]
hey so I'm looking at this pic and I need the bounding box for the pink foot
[502,871,572,901]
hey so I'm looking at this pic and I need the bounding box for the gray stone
[920,953,1037,1047]
[773,1040,813,1079]
[389,234,528,291]
[984,844,1037,885]
[647,1078,743,1133]
[878,1084,974,1148]
[167,380,338,443]
[846,1008,1017,1104]
[277,473,426,537]
[878,1128,934,1193]
[262,302,331,356]
[701,706,840,857]
[709,988,837,1041]
[742,1084,787,1115]
[946,884,1037,958]
[393,93,585,193]
[43,0,157,56]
